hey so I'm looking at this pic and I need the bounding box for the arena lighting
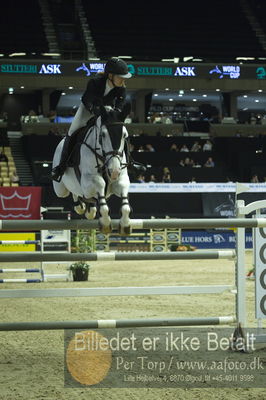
[193,99,197,102]
[183,57,193,62]
[258,89,263,92]
[192,58,203,62]
[41,53,61,56]
[216,89,220,91]
[243,95,248,98]
[118,56,132,59]
[0,54,4,57]
[42,163,49,167]
[179,90,184,94]
[68,86,74,89]
[203,94,207,97]
[154,93,158,96]
[165,88,170,91]
[89,57,100,60]
[169,98,174,101]
[9,52,26,57]
[255,100,259,102]
[236,57,255,60]
[61,92,66,95]
[20,86,24,89]
[190,88,195,91]
[8,88,14,94]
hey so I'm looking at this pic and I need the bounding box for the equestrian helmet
[104,57,132,78]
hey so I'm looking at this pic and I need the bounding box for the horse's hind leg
[72,194,86,215]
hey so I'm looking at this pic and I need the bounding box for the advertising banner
[0,232,36,252]
[0,187,42,219]
[181,230,253,249]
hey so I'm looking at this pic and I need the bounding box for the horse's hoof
[85,208,97,220]
[74,205,85,215]
[119,224,132,236]
[99,222,112,234]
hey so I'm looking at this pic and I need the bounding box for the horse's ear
[119,103,131,122]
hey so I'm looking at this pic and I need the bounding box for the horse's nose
[109,168,120,181]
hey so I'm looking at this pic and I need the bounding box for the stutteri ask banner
[0,187,42,219]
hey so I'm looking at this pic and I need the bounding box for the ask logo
[39,64,62,74]
[174,66,196,77]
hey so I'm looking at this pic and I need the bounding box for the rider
[52,57,132,181]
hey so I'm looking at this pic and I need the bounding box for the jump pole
[0,250,235,262]
[0,316,236,331]
[0,218,266,230]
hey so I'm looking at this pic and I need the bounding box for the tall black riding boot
[51,135,71,182]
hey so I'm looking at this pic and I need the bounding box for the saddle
[67,117,96,167]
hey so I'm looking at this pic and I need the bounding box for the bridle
[81,120,131,175]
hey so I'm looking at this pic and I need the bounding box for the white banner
[129,183,266,193]
[41,229,70,242]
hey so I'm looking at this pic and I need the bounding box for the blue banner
[181,230,253,249]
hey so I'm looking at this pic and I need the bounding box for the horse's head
[99,103,130,182]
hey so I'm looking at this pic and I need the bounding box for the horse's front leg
[118,189,132,235]
[81,173,112,232]
[85,202,97,220]
[72,194,86,215]
[97,193,112,233]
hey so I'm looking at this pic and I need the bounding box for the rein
[80,122,129,173]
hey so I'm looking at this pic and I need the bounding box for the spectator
[180,144,189,152]
[170,143,179,152]
[189,177,196,183]
[250,174,259,183]
[204,157,215,167]
[163,167,170,175]
[203,140,213,151]
[184,157,193,166]
[190,141,201,152]
[23,110,40,123]
[162,172,171,183]
[148,174,157,183]
[136,174,145,183]
[162,114,173,124]
[48,110,58,123]
[145,144,155,152]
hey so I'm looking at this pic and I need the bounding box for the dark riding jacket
[82,73,126,115]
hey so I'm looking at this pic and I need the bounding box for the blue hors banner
[181,230,253,249]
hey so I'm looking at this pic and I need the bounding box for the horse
[52,105,132,234]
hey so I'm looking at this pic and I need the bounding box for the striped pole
[0,250,235,263]
[0,218,265,230]
[0,316,236,331]
[0,268,40,273]
[0,279,41,283]
[0,241,39,245]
